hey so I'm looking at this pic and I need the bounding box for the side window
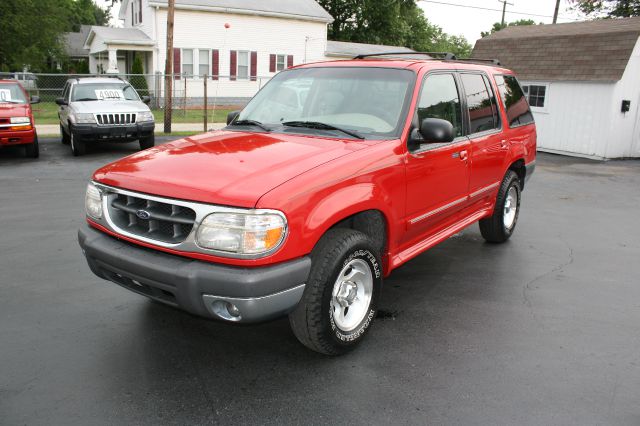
[62,82,70,101]
[461,73,499,134]
[494,75,534,127]
[416,73,463,138]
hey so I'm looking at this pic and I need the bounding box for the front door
[404,72,470,245]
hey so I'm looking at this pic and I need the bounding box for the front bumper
[78,225,310,323]
[0,128,36,146]
[74,122,154,142]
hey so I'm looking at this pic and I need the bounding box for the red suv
[0,79,40,158]
[78,55,536,355]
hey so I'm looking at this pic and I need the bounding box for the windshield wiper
[230,119,272,132]
[282,121,364,139]
[0,100,22,104]
[74,98,98,102]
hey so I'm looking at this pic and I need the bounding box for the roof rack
[353,51,501,66]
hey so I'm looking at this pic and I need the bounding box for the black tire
[60,124,70,145]
[139,134,155,150]
[24,134,39,158]
[289,228,382,355]
[69,125,86,156]
[479,170,521,243]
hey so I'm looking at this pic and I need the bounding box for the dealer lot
[1,138,639,425]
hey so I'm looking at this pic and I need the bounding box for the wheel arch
[508,158,526,190]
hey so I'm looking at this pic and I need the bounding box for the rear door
[404,72,471,244]
[460,72,506,204]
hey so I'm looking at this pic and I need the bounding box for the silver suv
[56,77,155,156]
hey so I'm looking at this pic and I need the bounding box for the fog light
[226,302,241,318]
[207,299,242,321]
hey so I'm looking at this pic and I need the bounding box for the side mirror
[419,118,454,144]
[30,95,40,104]
[226,110,240,125]
[55,97,67,106]
[141,96,151,104]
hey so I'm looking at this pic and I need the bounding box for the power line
[418,0,581,21]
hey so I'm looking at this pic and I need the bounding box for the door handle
[500,140,509,150]
[459,150,468,161]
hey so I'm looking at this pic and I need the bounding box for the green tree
[129,54,149,97]
[317,0,471,57]
[0,0,110,71]
[481,19,538,38]
[570,0,640,17]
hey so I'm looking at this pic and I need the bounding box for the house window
[182,49,194,76]
[522,84,547,108]
[132,0,142,25]
[276,54,286,72]
[198,49,209,76]
[237,51,249,80]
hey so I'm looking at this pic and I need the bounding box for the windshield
[0,83,28,104]
[71,83,140,102]
[236,67,415,139]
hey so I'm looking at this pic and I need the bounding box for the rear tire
[289,229,382,355]
[24,134,39,158]
[479,170,521,243]
[139,134,155,150]
[70,125,86,156]
[61,124,70,145]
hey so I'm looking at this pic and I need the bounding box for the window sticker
[95,89,124,100]
[0,89,12,101]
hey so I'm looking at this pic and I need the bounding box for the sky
[97,0,585,46]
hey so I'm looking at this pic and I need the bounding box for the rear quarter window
[494,75,534,127]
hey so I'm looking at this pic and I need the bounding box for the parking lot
[1,138,639,425]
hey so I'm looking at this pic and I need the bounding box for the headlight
[137,111,154,122]
[85,182,103,219]
[10,116,30,124]
[196,211,286,256]
[74,113,96,124]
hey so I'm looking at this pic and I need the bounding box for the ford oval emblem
[136,209,151,220]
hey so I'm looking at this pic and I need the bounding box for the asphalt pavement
[1,137,640,425]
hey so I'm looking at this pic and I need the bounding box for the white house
[472,17,640,159]
[82,0,412,103]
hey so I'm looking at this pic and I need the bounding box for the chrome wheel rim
[503,186,518,229]
[330,258,373,332]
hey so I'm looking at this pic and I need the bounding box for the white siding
[123,0,156,39]
[527,37,640,159]
[154,8,328,98]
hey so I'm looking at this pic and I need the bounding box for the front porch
[83,26,155,75]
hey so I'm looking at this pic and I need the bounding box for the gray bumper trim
[78,225,310,322]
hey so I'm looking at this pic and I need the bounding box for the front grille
[107,193,196,244]
[96,113,137,126]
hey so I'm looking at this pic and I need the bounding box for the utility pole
[553,0,561,23]
[498,0,514,26]
[163,0,175,134]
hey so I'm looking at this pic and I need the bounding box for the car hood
[71,100,149,113]
[93,130,369,208]
[0,103,29,117]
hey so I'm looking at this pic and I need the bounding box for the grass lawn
[32,102,233,125]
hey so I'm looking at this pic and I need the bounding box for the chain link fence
[22,73,272,132]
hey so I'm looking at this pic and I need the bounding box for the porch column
[106,48,119,74]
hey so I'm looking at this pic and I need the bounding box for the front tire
[289,229,382,355]
[139,134,155,150]
[24,134,39,158]
[479,170,521,243]
[69,125,86,156]
[60,124,70,145]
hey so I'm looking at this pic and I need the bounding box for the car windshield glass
[236,67,415,139]
[71,83,140,102]
[0,83,28,104]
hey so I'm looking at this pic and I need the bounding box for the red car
[78,55,536,355]
[0,79,40,158]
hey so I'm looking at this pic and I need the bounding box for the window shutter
[250,51,257,81]
[131,3,134,24]
[287,55,293,68]
[138,0,142,23]
[173,48,181,80]
[230,50,237,81]
[212,49,219,81]
[269,54,276,73]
